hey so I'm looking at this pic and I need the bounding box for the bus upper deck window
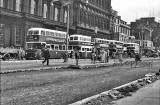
[70,37,73,40]
[28,30,33,35]
[74,36,78,40]
[41,31,45,35]
[34,30,39,35]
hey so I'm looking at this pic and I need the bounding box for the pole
[66,4,70,51]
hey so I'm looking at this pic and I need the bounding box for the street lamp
[50,0,71,51]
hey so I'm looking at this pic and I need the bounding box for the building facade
[130,17,159,50]
[110,9,130,43]
[0,0,112,48]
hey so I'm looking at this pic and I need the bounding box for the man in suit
[42,47,50,66]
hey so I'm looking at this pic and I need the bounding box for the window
[30,0,36,14]
[43,3,48,18]
[63,9,68,23]
[15,0,22,11]
[74,36,78,40]
[28,30,33,35]
[63,45,65,50]
[0,0,4,7]
[33,30,39,35]
[49,4,54,20]
[15,27,23,46]
[51,45,54,50]
[59,45,62,50]
[41,31,45,35]
[54,6,60,21]
[55,45,59,50]
[70,37,73,40]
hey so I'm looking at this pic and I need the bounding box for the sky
[111,0,160,23]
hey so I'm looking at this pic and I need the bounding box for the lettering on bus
[27,35,39,41]
[45,37,65,43]
[69,42,93,46]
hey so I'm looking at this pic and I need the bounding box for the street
[1,59,160,105]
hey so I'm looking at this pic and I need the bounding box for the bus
[25,28,67,59]
[124,42,140,57]
[69,34,93,58]
[93,38,124,57]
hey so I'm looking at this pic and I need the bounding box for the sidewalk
[1,57,159,74]
[113,80,160,105]
[1,57,135,73]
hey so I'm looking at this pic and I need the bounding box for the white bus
[69,34,93,58]
[124,42,140,57]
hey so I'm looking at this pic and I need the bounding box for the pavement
[112,79,160,105]
[0,57,159,74]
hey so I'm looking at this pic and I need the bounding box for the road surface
[1,60,160,105]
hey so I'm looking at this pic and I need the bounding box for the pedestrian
[135,53,141,66]
[74,47,80,65]
[42,47,50,66]
[118,52,123,65]
[91,48,96,64]
[101,49,105,63]
[62,51,68,63]
[105,49,109,63]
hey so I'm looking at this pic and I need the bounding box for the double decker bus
[93,38,124,56]
[25,28,67,59]
[124,42,140,57]
[69,34,93,58]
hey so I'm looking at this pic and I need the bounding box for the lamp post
[141,26,144,55]
[66,4,70,52]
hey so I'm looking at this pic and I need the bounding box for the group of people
[41,46,125,66]
[91,48,109,64]
[41,46,81,66]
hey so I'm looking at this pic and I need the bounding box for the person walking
[42,47,50,66]
[118,52,123,65]
[91,48,96,64]
[74,47,80,65]
[62,51,68,63]
[105,49,109,63]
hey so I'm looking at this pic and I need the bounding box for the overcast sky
[111,0,160,23]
